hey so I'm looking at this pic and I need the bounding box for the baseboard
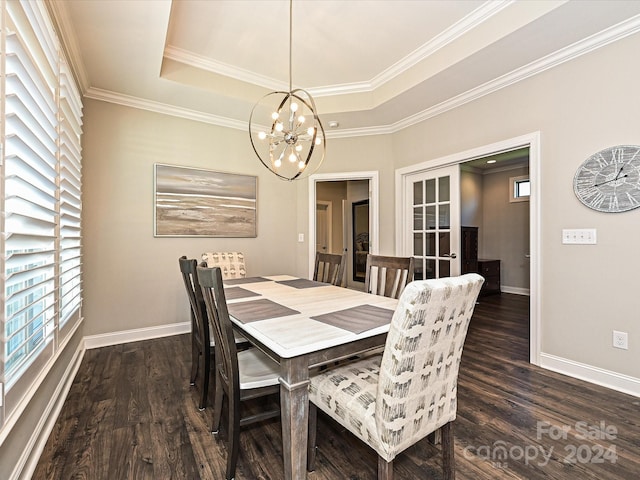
[84,321,190,349]
[500,285,530,296]
[540,352,640,398]
[12,341,86,480]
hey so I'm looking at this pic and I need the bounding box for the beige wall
[316,181,347,255]
[391,33,640,378]
[82,33,640,381]
[481,166,530,291]
[82,100,301,336]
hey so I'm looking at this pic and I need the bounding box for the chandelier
[249,0,325,181]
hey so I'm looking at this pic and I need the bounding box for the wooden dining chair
[179,256,215,410]
[179,256,251,410]
[364,254,415,299]
[307,273,485,480]
[313,251,347,286]
[197,265,281,480]
[202,251,247,279]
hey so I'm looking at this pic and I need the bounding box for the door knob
[442,253,457,259]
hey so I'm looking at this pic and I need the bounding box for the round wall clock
[573,145,640,213]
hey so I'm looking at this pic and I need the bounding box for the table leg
[279,357,310,480]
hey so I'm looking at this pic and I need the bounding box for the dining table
[222,274,399,480]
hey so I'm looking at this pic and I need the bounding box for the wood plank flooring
[33,293,640,479]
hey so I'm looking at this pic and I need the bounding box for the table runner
[227,298,300,323]
[310,304,394,334]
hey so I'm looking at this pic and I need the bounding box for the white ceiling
[52,0,640,137]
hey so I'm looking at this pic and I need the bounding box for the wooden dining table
[222,274,398,480]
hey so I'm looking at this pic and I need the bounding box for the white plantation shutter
[1,0,83,421]
[58,58,83,329]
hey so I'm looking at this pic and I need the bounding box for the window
[1,0,83,424]
[510,175,530,203]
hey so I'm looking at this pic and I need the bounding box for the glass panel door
[406,165,460,280]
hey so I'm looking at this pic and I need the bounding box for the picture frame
[154,163,257,237]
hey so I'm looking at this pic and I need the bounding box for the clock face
[574,145,640,213]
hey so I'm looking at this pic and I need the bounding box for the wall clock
[573,145,640,213]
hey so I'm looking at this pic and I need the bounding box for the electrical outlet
[612,331,628,350]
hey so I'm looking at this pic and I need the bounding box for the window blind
[1,0,83,419]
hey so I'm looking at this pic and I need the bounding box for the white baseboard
[540,352,640,398]
[13,341,86,480]
[501,285,530,296]
[84,321,190,349]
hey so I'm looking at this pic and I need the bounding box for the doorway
[309,172,380,291]
[395,132,540,365]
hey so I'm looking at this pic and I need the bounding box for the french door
[404,165,460,279]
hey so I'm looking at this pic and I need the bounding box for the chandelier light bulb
[307,127,315,136]
[258,131,267,140]
[274,158,282,168]
[290,102,298,112]
[271,111,279,120]
[275,122,284,132]
[315,137,322,145]
[298,160,305,169]
[298,115,305,124]
[288,152,297,163]
[295,144,303,152]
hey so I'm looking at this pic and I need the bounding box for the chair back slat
[376,273,484,456]
[365,254,415,299]
[313,252,346,286]
[179,256,210,350]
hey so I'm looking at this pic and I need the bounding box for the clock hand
[613,166,624,180]
[594,172,628,187]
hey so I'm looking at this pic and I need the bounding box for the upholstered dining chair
[313,251,347,286]
[307,273,484,480]
[202,251,246,279]
[197,265,281,480]
[364,254,415,299]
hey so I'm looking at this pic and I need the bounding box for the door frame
[394,132,541,365]
[308,171,380,280]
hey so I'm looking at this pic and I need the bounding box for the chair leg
[211,371,224,434]
[441,421,455,480]
[190,337,199,385]
[377,455,393,480]
[198,347,210,410]
[307,403,317,471]
[226,393,241,480]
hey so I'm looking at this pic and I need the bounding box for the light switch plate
[562,229,597,244]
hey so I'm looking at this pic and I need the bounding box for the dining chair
[313,251,347,286]
[197,265,281,480]
[307,273,485,480]
[202,251,247,279]
[179,256,216,410]
[364,254,415,299]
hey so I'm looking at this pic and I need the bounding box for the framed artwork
[154,163,257,237]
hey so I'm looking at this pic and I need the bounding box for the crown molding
[87,14,640,138]
[84,87,248,130]
[371,0,512,89]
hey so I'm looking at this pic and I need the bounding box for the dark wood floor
[34,293,640,479]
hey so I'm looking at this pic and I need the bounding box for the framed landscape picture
[154,163,257,237]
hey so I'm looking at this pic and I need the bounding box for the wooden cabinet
[461,226,478,274]
[477,259,501,295]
